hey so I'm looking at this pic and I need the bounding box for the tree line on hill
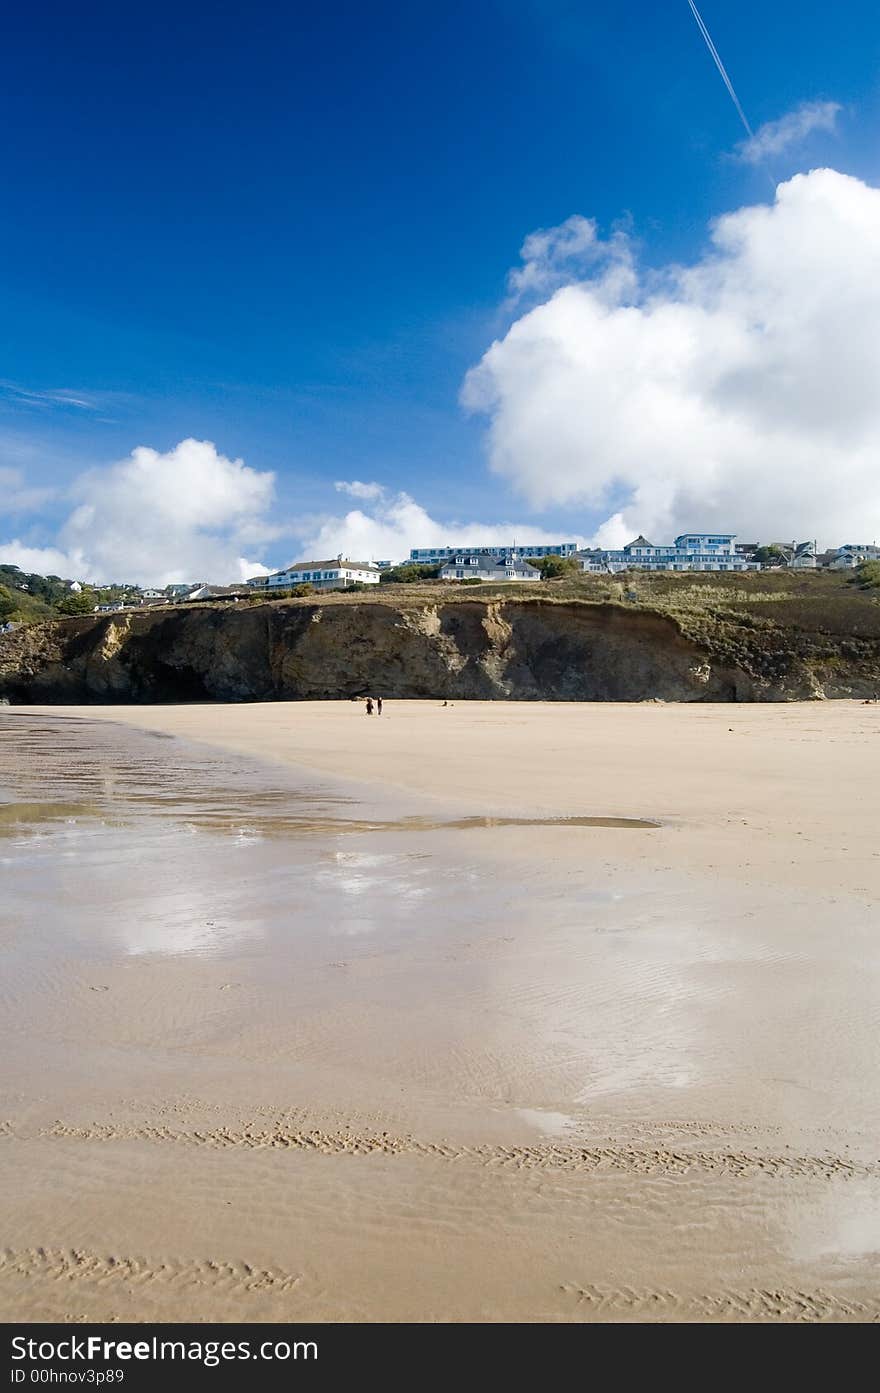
[0,564,137,622]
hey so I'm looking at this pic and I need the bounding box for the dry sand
[1,699,879,1322]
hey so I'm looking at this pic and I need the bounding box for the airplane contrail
[687,0,754,142]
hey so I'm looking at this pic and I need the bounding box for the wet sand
[1,700,879,1322]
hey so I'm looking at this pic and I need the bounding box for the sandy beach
[1,699,879,1322]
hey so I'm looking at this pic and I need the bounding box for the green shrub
[530,554,579,580]
[854,560,880,589]
[753,544,787,564]
[56,590,97,615]
[270,584,314,598]
[379,563,440,584]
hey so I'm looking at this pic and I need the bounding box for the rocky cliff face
[1,596,878,703]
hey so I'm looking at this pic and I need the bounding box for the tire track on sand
[3,1250,872,1322]
[560,1282,880,1322]
[11,1120,875,1181]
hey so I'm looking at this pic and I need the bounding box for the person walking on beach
[365,697,373,715]
[376,697,383,715]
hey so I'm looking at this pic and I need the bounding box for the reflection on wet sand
[0,801,99,833]
[1,709,879,1323]
[2,805,658,838]
[0,715,657,838]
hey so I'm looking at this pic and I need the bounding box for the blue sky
[2,1,880,581]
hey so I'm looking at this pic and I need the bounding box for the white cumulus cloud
[0,465,57,514]
[301,483,576,562]
[462,169,880,548]
[0,439,279,585]
[507,214,636,305]
[333,479,386,502]
[736,100,841,165]
[0,540,88,578]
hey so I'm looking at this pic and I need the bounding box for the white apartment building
[577,533,759,573]
[410,542,577,565]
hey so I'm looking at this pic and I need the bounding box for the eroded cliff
[3,592,879,703]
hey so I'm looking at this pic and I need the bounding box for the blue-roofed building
[829,543,880,569]
[576,533,759,574]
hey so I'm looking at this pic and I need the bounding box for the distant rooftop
[283,558,379,572]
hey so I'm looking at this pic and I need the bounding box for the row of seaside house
[87,536,879,608]
[240,535,880,591]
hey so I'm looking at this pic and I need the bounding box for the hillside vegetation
[0,563,138,623]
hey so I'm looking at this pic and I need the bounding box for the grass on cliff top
[627,567,880,640]
[25,566,879,646]
[233,567,880,641]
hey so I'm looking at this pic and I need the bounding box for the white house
[439,551,537,582]
[250,556,381,591]
[786,541,818,569]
